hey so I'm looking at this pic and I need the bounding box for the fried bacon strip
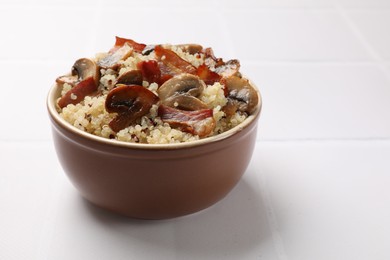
[158,105,215,137]
[58,77,98,109]
[196,64,221,85]
[155,45,197,75]
[110,36,146,53]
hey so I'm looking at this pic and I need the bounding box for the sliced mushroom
[98,43,133,69]
[158,105,215,137]
[215,59,241,78]
[163,94,208,111]
[157,74,207,111]
[116,70,143,86]
[56,58,100,86]
[175,44,203,55]
[105,85,159,132]
[222,76,258,116]
[56,74,78,86]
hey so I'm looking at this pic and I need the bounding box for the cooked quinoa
[56,37,258,144]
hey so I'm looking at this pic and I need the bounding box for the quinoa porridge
[55,37,259,144]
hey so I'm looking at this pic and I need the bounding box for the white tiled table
[1,0,390,259]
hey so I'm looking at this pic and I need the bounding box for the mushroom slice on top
[98,43,133,69]
[56,74,78,86]
[116,70,143,86]
[72,58,100,85]
[158,105,215,137]
[222,76,258,116]
[56,58,100,86]
[157,74,207,111]
[175,44,203,55]
[215,59,241,78]
[105,85,159,132]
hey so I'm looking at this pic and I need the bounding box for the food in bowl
[55,37,259,144]
[47,37,262,219]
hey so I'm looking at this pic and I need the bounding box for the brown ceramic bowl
[47,81,262,219]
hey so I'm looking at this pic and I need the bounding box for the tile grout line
[86,0,103,55]
[335,3,390,84]
[214,0,236,58]
[335,3,381,61]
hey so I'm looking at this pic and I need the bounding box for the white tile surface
[218,0,335,9]
[44,169,277,260]
[0,6,99,61]
[0,142,64,259]
[1,0,390,259]
[244,62,390,140]
[346,10,390,60]
[0,61,71,141]
[222,10,371,61]
[257,141,390,260]
[337,0,390,9]
[94,8,234,59]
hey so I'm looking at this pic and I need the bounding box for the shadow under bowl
[47,82,262,219]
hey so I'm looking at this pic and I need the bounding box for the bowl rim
[47,79,262,150]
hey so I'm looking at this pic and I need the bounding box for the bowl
[47,81,262,219]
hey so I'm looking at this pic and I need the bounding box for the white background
[1,0,390,259]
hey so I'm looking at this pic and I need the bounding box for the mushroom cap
[158,74,205,100]
[215,59,241,78]
[72,58,100,86]
[163,94,208,111]
[56,74,78,86]
[157,74,207,111]
[224,76,259,115]
[56,58,100,86]
[105,85,159,132]
[116,70,143,86]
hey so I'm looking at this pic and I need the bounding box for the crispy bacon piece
[158,105,215,137]
[196,64,221,85]
[137,60,161,84]
[154,45,197,75]
[105,85,159,132]
[110,36,146,53]
[58,77,97,109]
[137,60,173,85]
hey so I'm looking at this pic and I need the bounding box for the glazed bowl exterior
[47,81,262,219]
